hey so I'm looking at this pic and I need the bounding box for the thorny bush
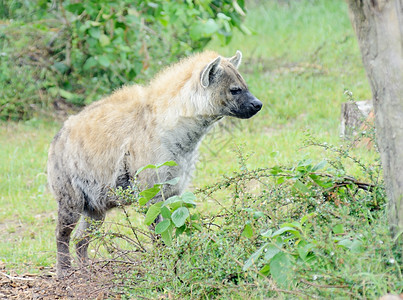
[84,135,402,299]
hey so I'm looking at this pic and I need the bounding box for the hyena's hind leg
[74,210,105,266]
[56,203,81,278]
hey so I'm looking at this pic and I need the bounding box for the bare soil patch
[0,264,124,300]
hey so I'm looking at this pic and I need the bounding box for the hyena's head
[200,51,262,119]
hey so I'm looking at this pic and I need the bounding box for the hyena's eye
[230,87,242,95]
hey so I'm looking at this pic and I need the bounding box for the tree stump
[340,100,373,140]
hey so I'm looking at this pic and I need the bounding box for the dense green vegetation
[0,0,246,119]
[0,0,401,298]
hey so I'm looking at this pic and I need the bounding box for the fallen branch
[0,271,35,281]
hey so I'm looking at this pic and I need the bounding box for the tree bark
[346,0,403,247]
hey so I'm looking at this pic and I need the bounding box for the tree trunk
[346,0,403,247]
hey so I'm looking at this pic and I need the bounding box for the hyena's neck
[161,115,221,159]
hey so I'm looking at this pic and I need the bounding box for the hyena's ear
[201,56,221,88]
[229,50,242,69]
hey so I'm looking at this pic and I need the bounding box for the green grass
[0,0,401,298]
[0,119,58,271]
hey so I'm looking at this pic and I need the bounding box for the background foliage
[0,0,246,119]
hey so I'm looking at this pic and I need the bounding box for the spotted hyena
[47,50,262,277]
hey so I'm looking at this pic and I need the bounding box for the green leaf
[271,226,300,238]
[203,18,220,34]
[89,27,101,39]
[243,243,267,271]
[233,1,246,16]
[58,89,76,100]
[65,3,85,14]
[99,34,110,46]
[189,19,219,40]
[260,264,270,276]
[138,197,148,206]
[140,185,161,199]
[135,164,157,176]
[97,55,111,68]
[144,202,162,225]
[155,219,171,234]
[189,22,204,40]
[294,179,310,194]
[276,176,285,184]
[263,244,281,262]
[337,239,352,249]
[192,223,202,231]
[160,177,180,186]
[350,240,364,253]
[241,222,254,238]
[281,222,302,230]
[261,228,273,238]
[332,224,344,234]
[253,211,265,219]
[338,239,363,253]
[312,160,327,172]
[161,224,173,246]
[270,166,282,175]
[175,225,186,236]
[163,195,182,207]
[156,161,177,168]
[90,21,101,27]
[300,213,315,225]
[297,159,313,167]
[160,206,171,219]
[181,191,196,205]
[171,207,189,228]
[309,174,334,188]
[190,213,200,220]
[297,242,315,261]
[53,62,69,74]
[139,185,161,206]
[240,24,252,35]
[83,57,97,70]
[269,151,279,158]
[270,252,294,288]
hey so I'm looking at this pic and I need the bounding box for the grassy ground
[0,119,59,271]
[1,0,399,297]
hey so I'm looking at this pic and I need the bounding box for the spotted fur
[47,50,262,277]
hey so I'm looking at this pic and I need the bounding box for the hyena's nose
[251,99,263,111]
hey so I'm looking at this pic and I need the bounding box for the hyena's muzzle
[232,90,263,119]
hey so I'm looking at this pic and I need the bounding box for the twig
[119,204,147,253]
[0,271,35,281]
[300,278,349,289]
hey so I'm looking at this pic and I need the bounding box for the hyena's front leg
[74,211,105,266]
[56,205,81,278]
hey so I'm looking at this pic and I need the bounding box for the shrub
[0,0,248,120]
[87,136,401,298]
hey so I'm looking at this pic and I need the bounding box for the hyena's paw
[56,265,73,279]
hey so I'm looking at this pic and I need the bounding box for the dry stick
[0,271,35,281]
[300,278,350,290]
[119,204,147,253]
